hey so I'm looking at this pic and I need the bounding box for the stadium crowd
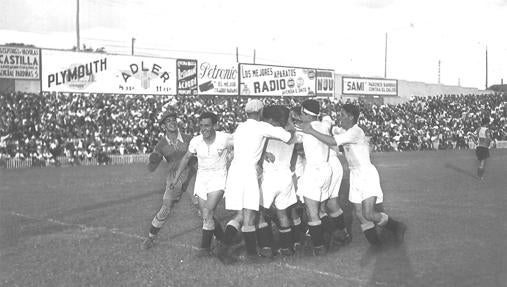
[0,91,505,164]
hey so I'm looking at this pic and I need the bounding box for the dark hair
[160,110,177,123]
[199,112,218,125]
[302,99,320,116]
[262,105,290,126]
[481,117,490,125]
[342,104,360,123]
[291,106,302,116]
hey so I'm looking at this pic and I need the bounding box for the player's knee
[202,217,215,230]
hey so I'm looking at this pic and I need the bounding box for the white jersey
[188,131,233,172]
[477,127,491,148]
[262,140,295,172]
[296,121,330,166]
[333,124,372,169]
[231,119,292,167]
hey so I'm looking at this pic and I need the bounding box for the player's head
[300,99,320,123]
[481,117,490,125]
[245,99,264,119]
[290,106,302,124]
[339,104,360,128]
[160,109,178,133]
[199,112,218,139]
[262,105,290,127]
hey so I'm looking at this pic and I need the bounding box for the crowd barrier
[496,140,507,149]
[1,154,149,169]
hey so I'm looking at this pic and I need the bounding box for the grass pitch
[1,149,506,287]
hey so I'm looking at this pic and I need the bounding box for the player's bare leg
[197,189,224,257]
[478,159,487,180]
[362,196,406,245]
[304,197,327,256]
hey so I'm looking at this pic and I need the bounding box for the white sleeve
[260,122,291,142]
[188,137,198,154]
[224,133,234,147]
[333,127,362,146]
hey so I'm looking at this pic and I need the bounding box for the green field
[1,150,506,287]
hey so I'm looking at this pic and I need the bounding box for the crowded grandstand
[1,91,505,167]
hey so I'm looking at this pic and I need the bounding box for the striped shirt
[154,132,193,171]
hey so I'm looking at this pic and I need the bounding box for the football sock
[308,220,324,247]
[279,227,293,250]
[291,217,306,244]
[201,229,214,249]
[223,220,240,246]
[148,225,160,237]
[256,222,273,248]
[242,225,258,255]
[361,222,380,245]
[213,217,224,242]
[329,209,346,230]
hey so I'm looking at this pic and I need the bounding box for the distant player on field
[141,109,196,250]
[171,112,233,256]
[475,117,492,180]
[297,104,406,247]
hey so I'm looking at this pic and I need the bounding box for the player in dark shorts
[475,117,492,180]
[141,110,196,249]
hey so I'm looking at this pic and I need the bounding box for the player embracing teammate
[142,100,407,264]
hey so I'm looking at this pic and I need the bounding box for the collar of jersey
[165,130,184,144]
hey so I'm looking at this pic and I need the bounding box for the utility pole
[76,0,80,51]
[485,46,488,89]
[131,37,136,55]
[253,49,256,64]
[438,60,441,84]
[384,33,388,78]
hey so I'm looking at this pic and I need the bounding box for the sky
[1,0,506,89]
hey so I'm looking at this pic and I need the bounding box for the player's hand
[169,180,177,190]
[295,122,313,134]
[264,152,276,163]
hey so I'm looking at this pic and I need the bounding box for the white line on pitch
[9,210,388,284]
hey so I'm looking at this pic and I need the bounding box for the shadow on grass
[444,163,477,179]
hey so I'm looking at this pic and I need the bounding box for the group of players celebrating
[141,98,408,264]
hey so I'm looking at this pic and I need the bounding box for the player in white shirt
[217,99,294,264]
[319,116,351,245]
[475,117,492,180]
[255,105,298,257]
[172,112,233,256]
[294,99,341,256]
[297,104,406,247]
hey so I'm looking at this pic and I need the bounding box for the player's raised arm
[296,121,337,146]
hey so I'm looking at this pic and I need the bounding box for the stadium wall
[334,74,492,104]
[1,154,149,169]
